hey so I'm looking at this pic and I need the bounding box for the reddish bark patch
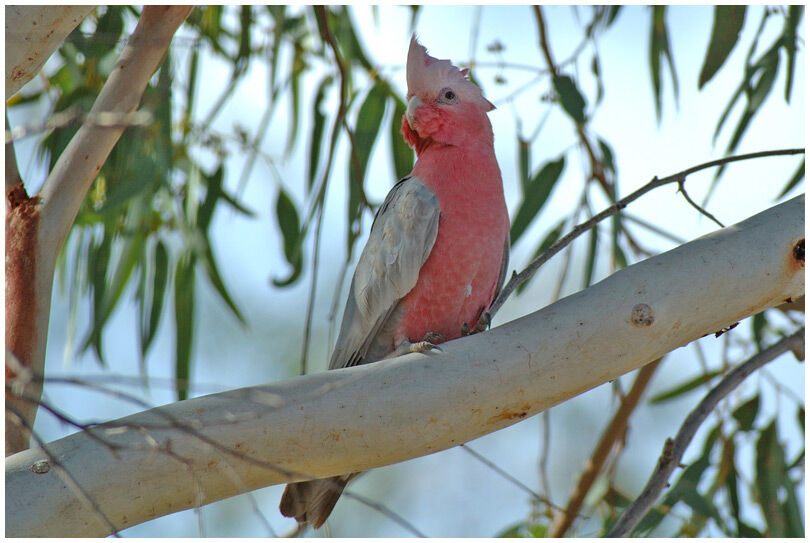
[487,403,532,424]
[6,182,41,382]
[792,239,804,269]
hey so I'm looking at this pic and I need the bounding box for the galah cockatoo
[280,36,510,529]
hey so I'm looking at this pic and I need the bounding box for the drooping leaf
[649,370,722,403]
[553,74,587,124]
[346,82,387,247]
[698,6,746,89]
[597,137,616,176]
[141,240,169,357]
[751,311,767,351]
[732,395,760,431]
[517,136,531,192]
[285,42,306,157]
[510,157,566,244]
[273,188,303,286]
[777,159,804,199]
[308,75,333,189]
[782,6,803,101]
[754,419,802,536]
[390,98,414,179]
[648,6,679,120]
[174,253,196,401]
[200,244,246,325]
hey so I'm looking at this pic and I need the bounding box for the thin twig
[549,358,662,537]
[606,328,804,537]
[486,147,805,320]
[461,444,549,505]
[677,178,724,228]
[300,201,325,375]
[316,6,371,210]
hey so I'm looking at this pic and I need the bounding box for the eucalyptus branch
[606,328,805,537]
[5,404,121,537]
[9,371,425,537]
[487,147,805,320]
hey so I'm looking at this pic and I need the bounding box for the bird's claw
[409,340,442,353]
[388,332,445,359]
[463,312,492,336]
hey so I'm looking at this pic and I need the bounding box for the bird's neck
[411,140,502,197]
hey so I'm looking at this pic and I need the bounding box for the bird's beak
[405,95,422,129]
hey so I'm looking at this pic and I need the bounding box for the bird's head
[401,36,495,153]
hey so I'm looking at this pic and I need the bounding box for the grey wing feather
[492,233,510,306]
[329,177,440,369]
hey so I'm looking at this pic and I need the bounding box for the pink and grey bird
[279,36,510,529]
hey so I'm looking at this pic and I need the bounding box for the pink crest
[406,35,495,112]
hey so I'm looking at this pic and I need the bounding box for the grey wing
[329,177,440,370]
[491,233,511,306]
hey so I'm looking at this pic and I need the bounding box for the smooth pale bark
[5,6,192,456]
[5,195,804,536]
[5,6,94,98]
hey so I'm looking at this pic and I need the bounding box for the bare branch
[549,359,662,537]
[487,148,805,319]
[5,6,95,98]
[606,329,805,537]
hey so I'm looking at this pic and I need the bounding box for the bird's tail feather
[279,474,357,529]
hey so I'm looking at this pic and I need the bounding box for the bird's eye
[438,87,457,103]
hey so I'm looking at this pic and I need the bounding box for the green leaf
[754,419,803,536]
[509,157,566,244]
[582,224,599,288]
[698,6,746,89]
[597,137,616,176]
[553,74,587,124]
[236,6,252,65]
[142,240,169,357]
[390,98,413,179]
[649,370,722,403]
[273,188,303,286]
[732,395,759,431]
[200,244,246,325]
[777,159,804,199]
[307,75,333,189]
[347,82,387,246]
[782,6,803,101]
[285,43,305,157]
[174,253,196,401]
[517,136,530,192]
[648,6,679,120]
[751,311,767,351]
[91,7,124,60]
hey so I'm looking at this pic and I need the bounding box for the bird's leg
[386,332,445,359]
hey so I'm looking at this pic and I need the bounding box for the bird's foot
[462,312,491,336]
[387,332,445,358]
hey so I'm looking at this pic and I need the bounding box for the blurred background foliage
[6,5,804,537]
